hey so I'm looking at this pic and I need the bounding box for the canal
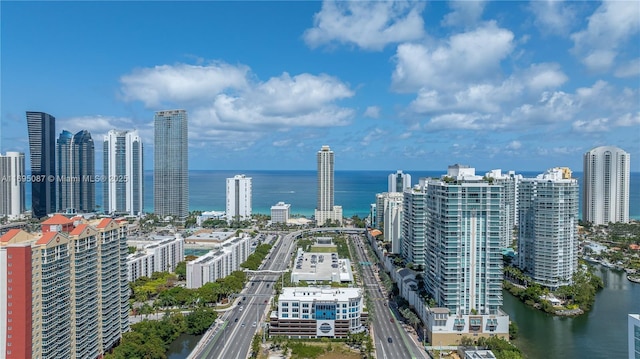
[503,265,640,358]
[167,334,202,359]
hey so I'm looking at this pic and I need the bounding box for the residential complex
[484,169,522,248]
[518,167,579,289]
[0,152,25,219]
[103,130,144,216]
[226,174,252,223]
[388,170,411,193]
[377,192,404,254]
[127,235,184,282]
[186,235,252,289]
[423,165,504,316]
[154,109,188,219]
[315,145,342,226]
[56,130,95,213]
[271,201,291,224]
[26,111,57,218]
[401,183,427,268]
[583,146,630,225]
[0,215,129,358]
[269,287,366,338]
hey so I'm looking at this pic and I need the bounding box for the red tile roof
[35,232,59,245]
[0,229,22,243]
[70,224,88,236]
[96,218,112,229]
[41,214,73,225]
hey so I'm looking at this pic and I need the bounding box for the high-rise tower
[0,152,26,219]
[315,145,342,226]
[518,167,579,289]
[154,110,188,219]
[56,130,95,213]
[103,130,144,216]
[226,174,252,222]
[423,165,504,315]
[26,111,56,218]
[583,146,630,225]
[388,170,411,193]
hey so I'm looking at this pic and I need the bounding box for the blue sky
[1,1,638,171]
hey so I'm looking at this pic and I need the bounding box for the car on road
[264,300,268,303]
[252,321,257,327]
[390,318,394,323]
[387,337,393,343]
[241,323,245,327]
[252,282,255,286]
[384,302,387,306]
[239,306,243,311]
[235,318,238,322]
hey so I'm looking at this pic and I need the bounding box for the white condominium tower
[0,152,25,219]
[154,110,188,219]
[423,165,504,315]
[484,169,522,248]
[402,185,427,268]
[315,145,342,225]
[103,130,144,216]
[388,170,411,193]
[518,167,579,289]
[226,174,252,222]
[583,146,630,225]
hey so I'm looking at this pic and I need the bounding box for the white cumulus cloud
[304,0,426,51]
[119,62,355,151]
[392,21,515,92]
[529,0,577,35]
[571,0,640,72]
[441,0,486,28]
[364,106,381,118]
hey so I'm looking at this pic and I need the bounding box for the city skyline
[2,1,638,172]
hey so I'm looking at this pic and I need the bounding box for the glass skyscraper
[103,130,143,216]
[154,109,188,219]
[56,130,95,213]
[26,111,56,218]
[315,145,342,225]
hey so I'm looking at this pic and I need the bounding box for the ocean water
[27,170,640,220]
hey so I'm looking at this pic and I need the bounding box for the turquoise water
[27,170,640,219]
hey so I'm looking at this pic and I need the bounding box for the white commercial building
[269,287,366,338]
[226,174,252,222]
[186,235,252,289]
[518,167,579,289]
[583,146,630,225]
[291,248,353,283]
[271,202,291,224]
[103,130,144,216]
[0,152,26,219]
[127,235,185,281]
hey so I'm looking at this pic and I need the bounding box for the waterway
[503,265,640,358]
[167,334,202,359]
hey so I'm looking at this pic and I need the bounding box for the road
[192,232,297,359]
[350,233,426,359]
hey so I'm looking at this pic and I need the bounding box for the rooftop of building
[186,230,233,242]
[279,287,362,302]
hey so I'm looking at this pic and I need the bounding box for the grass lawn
[308,246,337,253]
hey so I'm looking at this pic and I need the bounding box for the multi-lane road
[350,233,426,359]
[192,228,425,359]
[193,232,297,359]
